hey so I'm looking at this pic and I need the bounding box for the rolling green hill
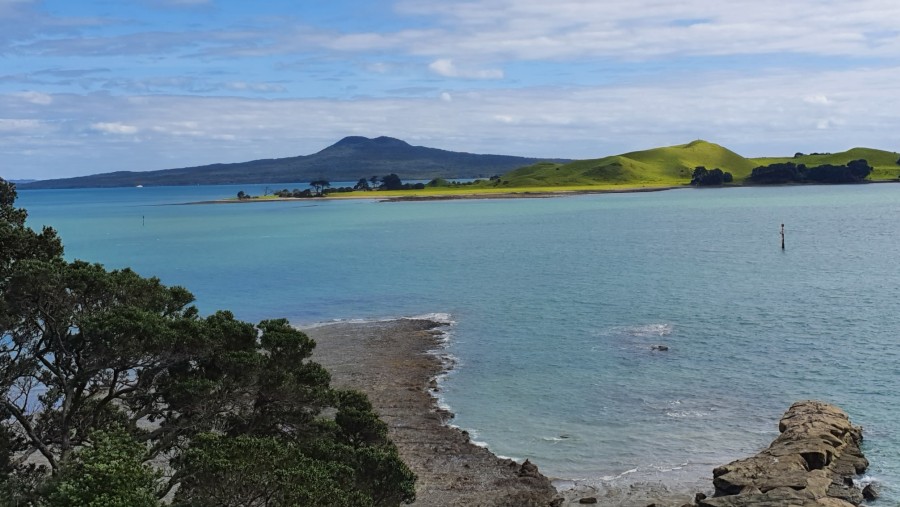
[751,148,900,181]
[500,140,757,187]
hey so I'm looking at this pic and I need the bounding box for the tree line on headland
[689,159,874,186]
[0,178,416,506]
[237,173,490,199]
[747,159,873,184]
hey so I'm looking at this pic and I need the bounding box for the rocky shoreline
[698,400,873,507]
[308,318,558,506]
[307,319,872,507]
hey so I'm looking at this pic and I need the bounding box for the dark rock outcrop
[699,401,868,507]
[861,483,878,501]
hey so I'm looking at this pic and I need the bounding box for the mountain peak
[331,136,411,149]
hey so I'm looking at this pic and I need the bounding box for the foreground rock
[309,319,558,506]
[699,401,868,507]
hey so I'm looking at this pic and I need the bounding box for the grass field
[500,140,758,187]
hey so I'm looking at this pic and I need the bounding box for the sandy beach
[307,318,701,507]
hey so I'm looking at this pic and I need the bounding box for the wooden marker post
[780,223,785,250]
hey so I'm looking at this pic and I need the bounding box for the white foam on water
[665,410,710,419]
[600,467,639,481]
[625,323,674,337]
[407,312,455,324]
[295,312,456,330]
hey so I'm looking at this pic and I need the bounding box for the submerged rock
[699,400,868,507]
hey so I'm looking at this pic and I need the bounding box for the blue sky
[3,0,900,179]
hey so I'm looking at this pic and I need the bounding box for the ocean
[18,183,900,499]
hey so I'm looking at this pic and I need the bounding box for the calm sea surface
[18,183,900,498]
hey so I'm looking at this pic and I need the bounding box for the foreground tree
[0,178,415,505]
[45,428,161,507]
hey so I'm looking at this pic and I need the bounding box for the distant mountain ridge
[21,136,570,189]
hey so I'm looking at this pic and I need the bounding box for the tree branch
[1,400,57,471]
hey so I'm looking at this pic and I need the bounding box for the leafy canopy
[0,178,415,506]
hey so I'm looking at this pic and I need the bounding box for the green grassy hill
[752,148,900,180]
[501,140,757,187]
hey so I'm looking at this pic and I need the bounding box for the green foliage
[379,174,404,190]
[748,159,873,184]
[690,166,731,186]
[0,177,416,506]
[753,147,900,181]
[172,434,368,507]
[309,179,331,196]
[46,428,161,507]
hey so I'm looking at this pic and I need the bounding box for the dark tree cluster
[0,179,416,506]
[690,166,733,186]
[323,186,356,194]
[373,174,424,190]
[274,188,314,198]
[426,178,487,188]
[749,159,872,184]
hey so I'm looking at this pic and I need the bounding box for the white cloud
[91,122,139,135]
[4,63,900,179]
[428,59,503,79]
[16,91,53,105]
[385,0,900,61]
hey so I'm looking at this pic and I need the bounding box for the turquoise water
[18,183,900,498]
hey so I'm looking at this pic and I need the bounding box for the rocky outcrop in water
[699,400,868,507]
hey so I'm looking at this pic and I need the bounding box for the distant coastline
[182,185,682,205]
[179,178,900,205]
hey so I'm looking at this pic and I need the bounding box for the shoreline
[306,317,701,506]
[139,178,898,205]
[180,185,682,205]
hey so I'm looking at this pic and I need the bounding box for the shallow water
[18,183,900,499]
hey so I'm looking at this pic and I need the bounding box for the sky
[3,0,900,180]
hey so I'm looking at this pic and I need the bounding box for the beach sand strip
[308,318,558,507]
